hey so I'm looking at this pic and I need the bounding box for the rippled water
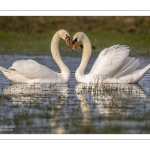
[0,55,150,134]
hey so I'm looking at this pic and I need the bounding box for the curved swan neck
[75,33,92,82]
[51,31,70,81]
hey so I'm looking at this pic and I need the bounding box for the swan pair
[0,29,150,84]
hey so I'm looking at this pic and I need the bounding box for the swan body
[72,32,150,84]
[0,29,70,83]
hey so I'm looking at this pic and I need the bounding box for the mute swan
[0,29,70,83]
[72,32,150,83]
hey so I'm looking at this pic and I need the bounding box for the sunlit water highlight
[0,55,150,134]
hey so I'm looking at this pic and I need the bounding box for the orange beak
[72,42,77,51]
[65,38,70,47]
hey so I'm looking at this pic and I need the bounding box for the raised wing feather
[113,57,140,78]
[8,59,57,79]
[89,45,130,78]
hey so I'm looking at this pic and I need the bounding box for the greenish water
[0,55,150,134]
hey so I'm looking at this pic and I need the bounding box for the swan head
[72,32,85,51]
[58,29,70,47]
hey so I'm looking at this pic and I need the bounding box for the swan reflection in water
[3,83,70,104]
[75,83,150,117]
[1,82,150,133]
[2,83,70,134]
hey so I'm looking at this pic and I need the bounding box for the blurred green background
[0,16,150,56]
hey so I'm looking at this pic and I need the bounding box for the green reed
[0,30,150,56]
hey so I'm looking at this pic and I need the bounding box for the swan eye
[72,39,77,51]
[72,38,77,44]
[65,34,70,47]
[65,34,70,40]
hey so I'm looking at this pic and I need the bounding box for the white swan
[0,29,70,83]
[72,32,150,83]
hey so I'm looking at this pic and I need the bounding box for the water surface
[0,55,150,134]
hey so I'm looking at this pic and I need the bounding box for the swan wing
[89,45,131,78]
[8,59,58,79]
[113,56,140,78]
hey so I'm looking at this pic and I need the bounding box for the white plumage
[9,59,58,79]
[72,32,150,83]
[0,29,70,83]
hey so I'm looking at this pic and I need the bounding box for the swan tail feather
[0,66,14,81]
[0,66,30,83]
[0,66,11,73]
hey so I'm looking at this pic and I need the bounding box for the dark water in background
[0,55,150,134]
